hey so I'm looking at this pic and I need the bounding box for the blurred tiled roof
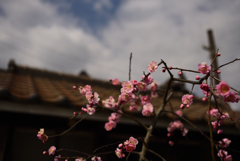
[0,60,239,126]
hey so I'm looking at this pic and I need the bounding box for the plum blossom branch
[49,114,89,138]
[139,90,173,161]
[215,58,240,71]
[103,107,148,131]
[166,67,200,73]
[208,64,216,161]
[213,76,240,94]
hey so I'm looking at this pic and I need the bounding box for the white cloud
[0,0,239,110]
[0,0,109,73]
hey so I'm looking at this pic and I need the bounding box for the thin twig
[211,49,219,66]
[129,53,132,81]
[93,140,123,153]
[167,67,200,73]
[49,114,89,137]
[215,58,240,71]
[56,149,89,156]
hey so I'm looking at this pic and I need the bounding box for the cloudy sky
[0,0,239,109]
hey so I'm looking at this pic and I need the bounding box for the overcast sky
[0,0,239,110]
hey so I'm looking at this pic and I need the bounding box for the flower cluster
[167,119,188,146]
[79,85,100,115]
[104,112,122,131]
[103,66,159,119]
[216,81,239,103]
[217,138,232,160]
[102,96,118,110]
[208,109,230,134]
[218,150,232,161]
[115,136,138,158]
[219,138,231,148]
[37,128,48,143]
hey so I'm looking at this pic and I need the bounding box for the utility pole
[203,29,220,86]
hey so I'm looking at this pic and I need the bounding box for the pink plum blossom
[219,138,231,148]
[75,158,86,161]
[104,121,116,131]
[136,82,147,91]
[119,92,132,102]
[124,137,138,152]
[105,113,121,131]
[37,128,48,143]
[108,113,121,123]
[175,110,183,117]
[182,94,194,105]
[202,97,208,102]
[79,85,92,95]
[142,75,153,85]
[150,81,158,91]
[142,103,153,116]
[102,96,117,109]
[85,92,100,104]
[198,62,211,74]
[182,128,188,136]
[115,148,125,158]
[54,155,61,161]
[178,71,182,75]
[147,61,158,73]
[200,83,210,92]
[209,109,230,133]
[81,104,96,115]
[91,156,101,161]
[112,78,119,85]
[180,94,194,109]
[86,106,96,115]
[123,81,134,93]
[48,146,56,155]
[167,120,183,133]
[218,150,232,161]
[216,81,230,96]
[132,79,138,85]
[223,91,237,103]
[217,129,223,134]
[141,95,151,105]
[217,70,221,74]
[209,109,221,118]
[195,75,200,80]
[169,141,174,146]
[129,105,138,111]
[115,137,138,158]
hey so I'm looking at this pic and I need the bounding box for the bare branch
[129,53,132,81]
